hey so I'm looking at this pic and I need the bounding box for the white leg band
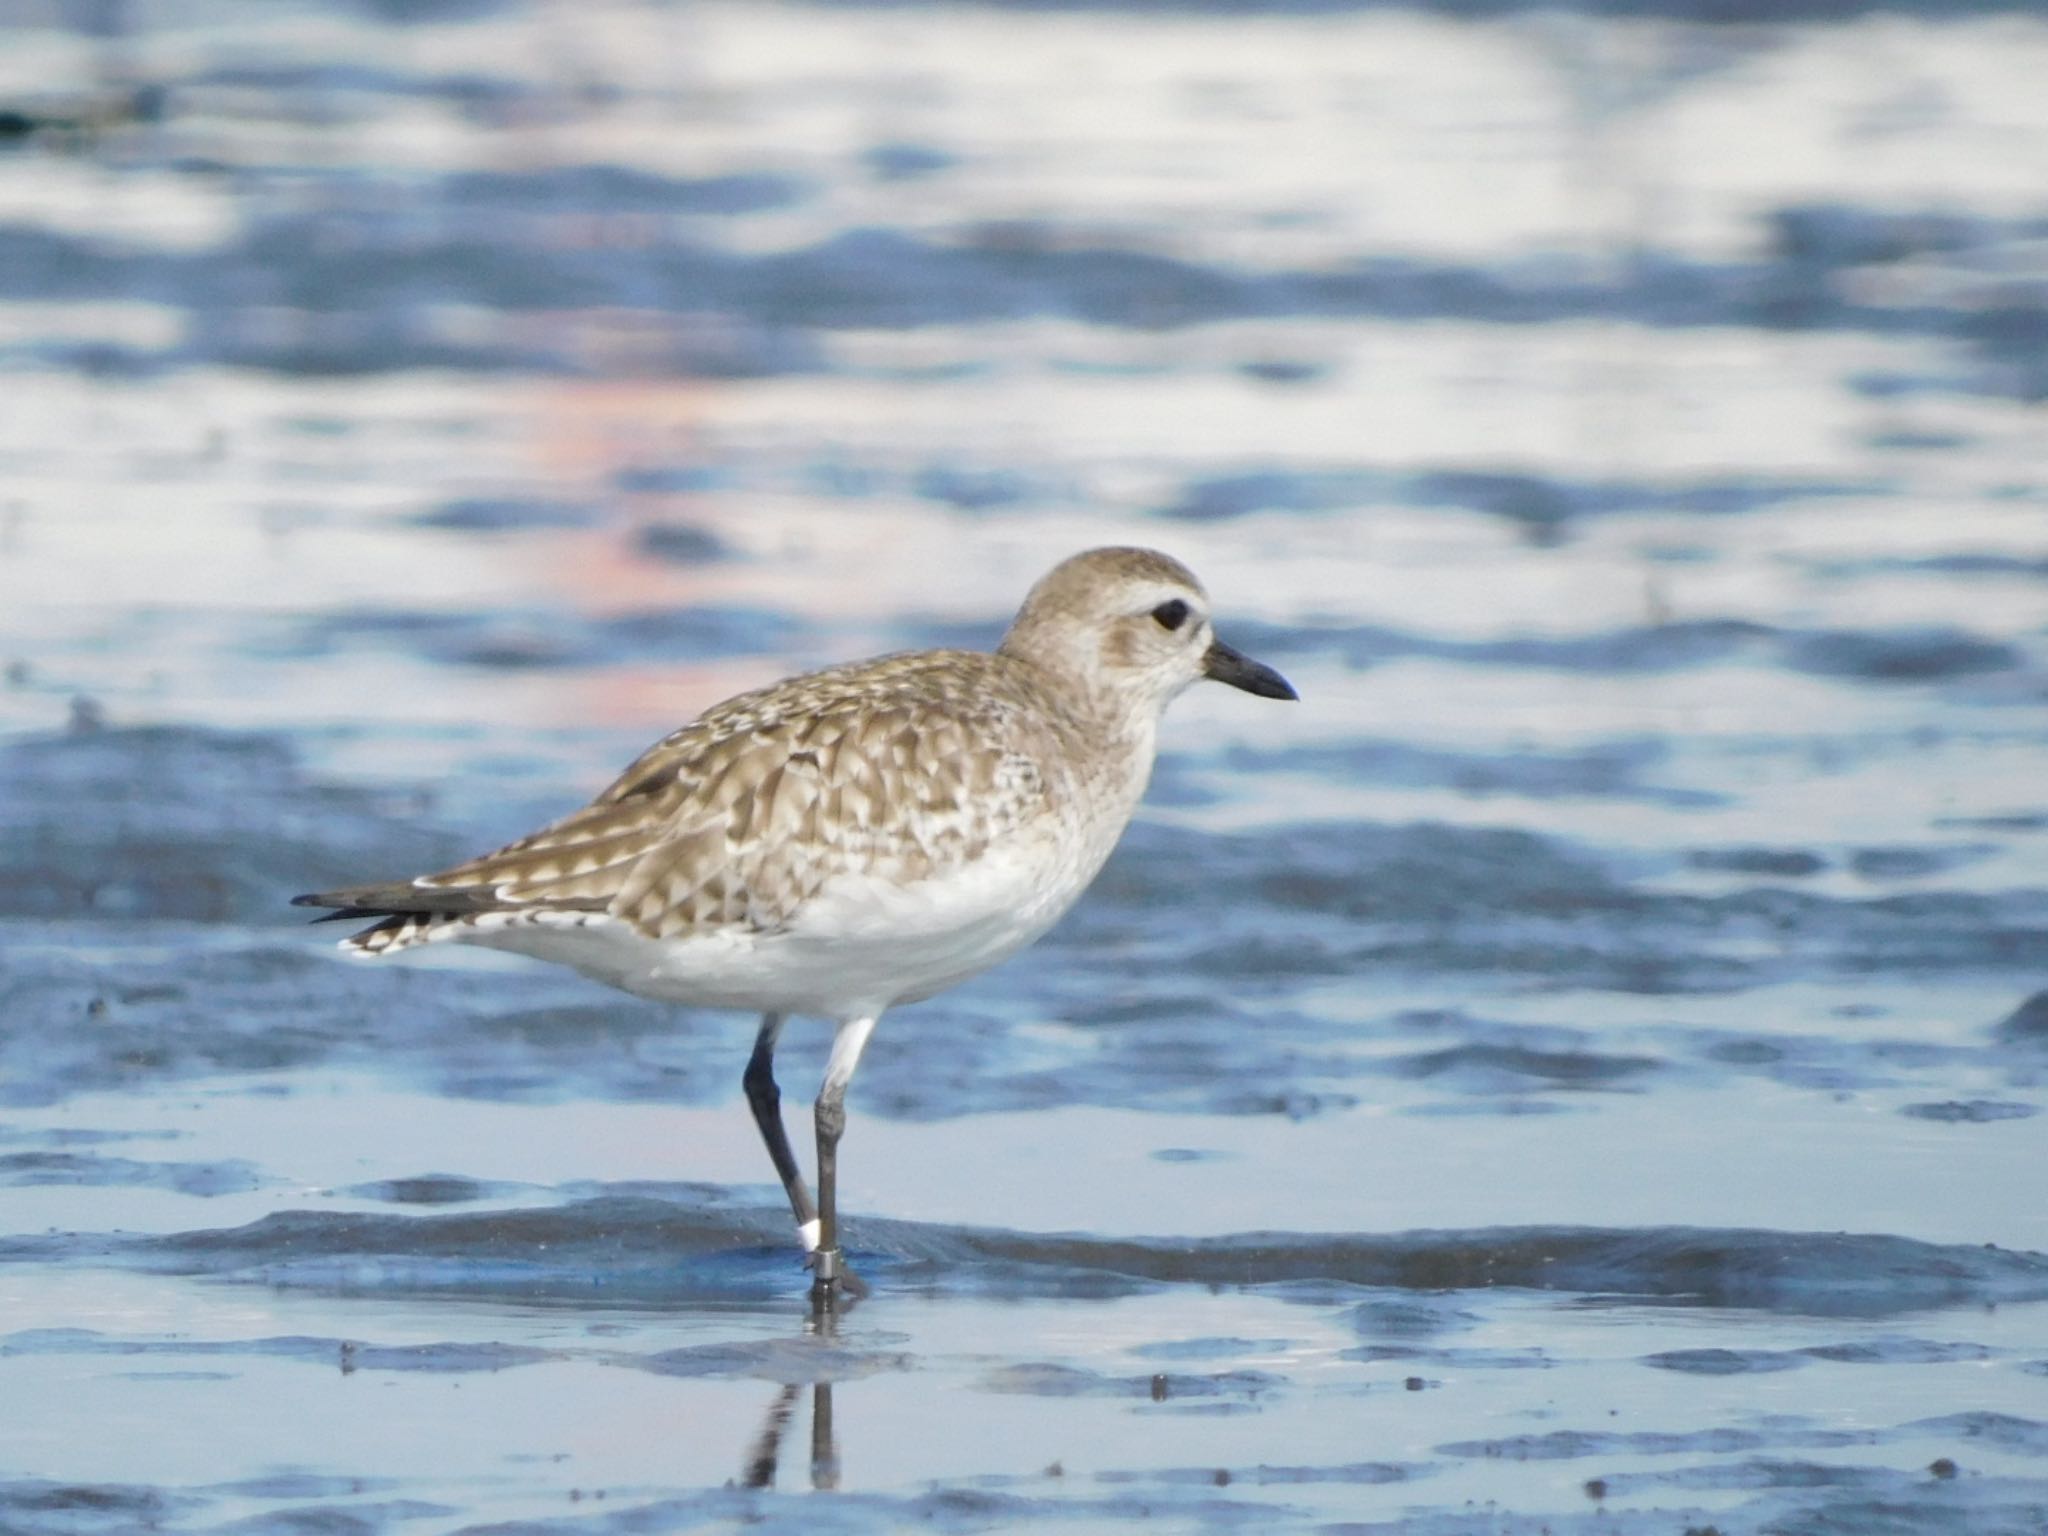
[798,1218,822,1253]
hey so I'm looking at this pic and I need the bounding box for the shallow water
[3,2,2048,1532]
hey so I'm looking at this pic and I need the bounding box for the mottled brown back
[316,650,1079,941]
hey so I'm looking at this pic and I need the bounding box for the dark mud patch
[0,724,465,926]
[1435,1413,2048,1533]
[1344,1343,1556,1369]
[1800,1338,1996,1365]
[1128,1335,1296,1361]
[1644,1347,1813,1375]
[1345,1296,1482,1340]
[1,1324,911,1389]
[1436,1419,1956,1462]
[14,1195,2047,1318]
[0,1476,454,1536]
[0,1125,174,1148]
[1095,1459,1418,1488]
[342,1173,529,1205]
[1383,1043,1662,1095]
[0,1327,561,1375]
[1849,844,1997,881]
[979,1362,1282,1403]
[0,936,723,1109]
[0,1482,200,1536]
[1901,1100,2039,1124]
[1089,819,2048,997]
[0,1151,272,1197]
[638,1336,911,1386]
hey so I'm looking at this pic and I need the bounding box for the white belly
[451,828,1108,1020]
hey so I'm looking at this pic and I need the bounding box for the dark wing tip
[291,881,605,925]
[293,890,400,926]
[291,883,438,921]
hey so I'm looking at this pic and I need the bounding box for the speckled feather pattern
[334,648,1133,955]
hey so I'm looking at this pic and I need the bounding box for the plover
[297,546,1296,1301]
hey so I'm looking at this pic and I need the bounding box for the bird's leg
[744,1013,821,1254]
[804,1284,840,1487]
[810,1378,839,1490]
[740,1383,799,1489]
[812,1014,877,1305]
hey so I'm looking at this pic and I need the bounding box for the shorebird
[297,547,1296,1302]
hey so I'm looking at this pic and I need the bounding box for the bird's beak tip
[1202,639,1298,701]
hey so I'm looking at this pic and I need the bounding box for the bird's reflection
[740,1290,847,1490]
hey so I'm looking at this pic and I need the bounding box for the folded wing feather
[298,651,1063,942]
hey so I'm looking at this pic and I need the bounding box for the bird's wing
[300,652,1058,938]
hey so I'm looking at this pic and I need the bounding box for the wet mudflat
[3,1,2048,1532]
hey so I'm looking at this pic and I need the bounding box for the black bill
[1203,639,1299,700]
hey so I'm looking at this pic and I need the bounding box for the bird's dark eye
[1152,599,1191,632]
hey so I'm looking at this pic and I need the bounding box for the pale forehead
[1024,546,1205,616]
